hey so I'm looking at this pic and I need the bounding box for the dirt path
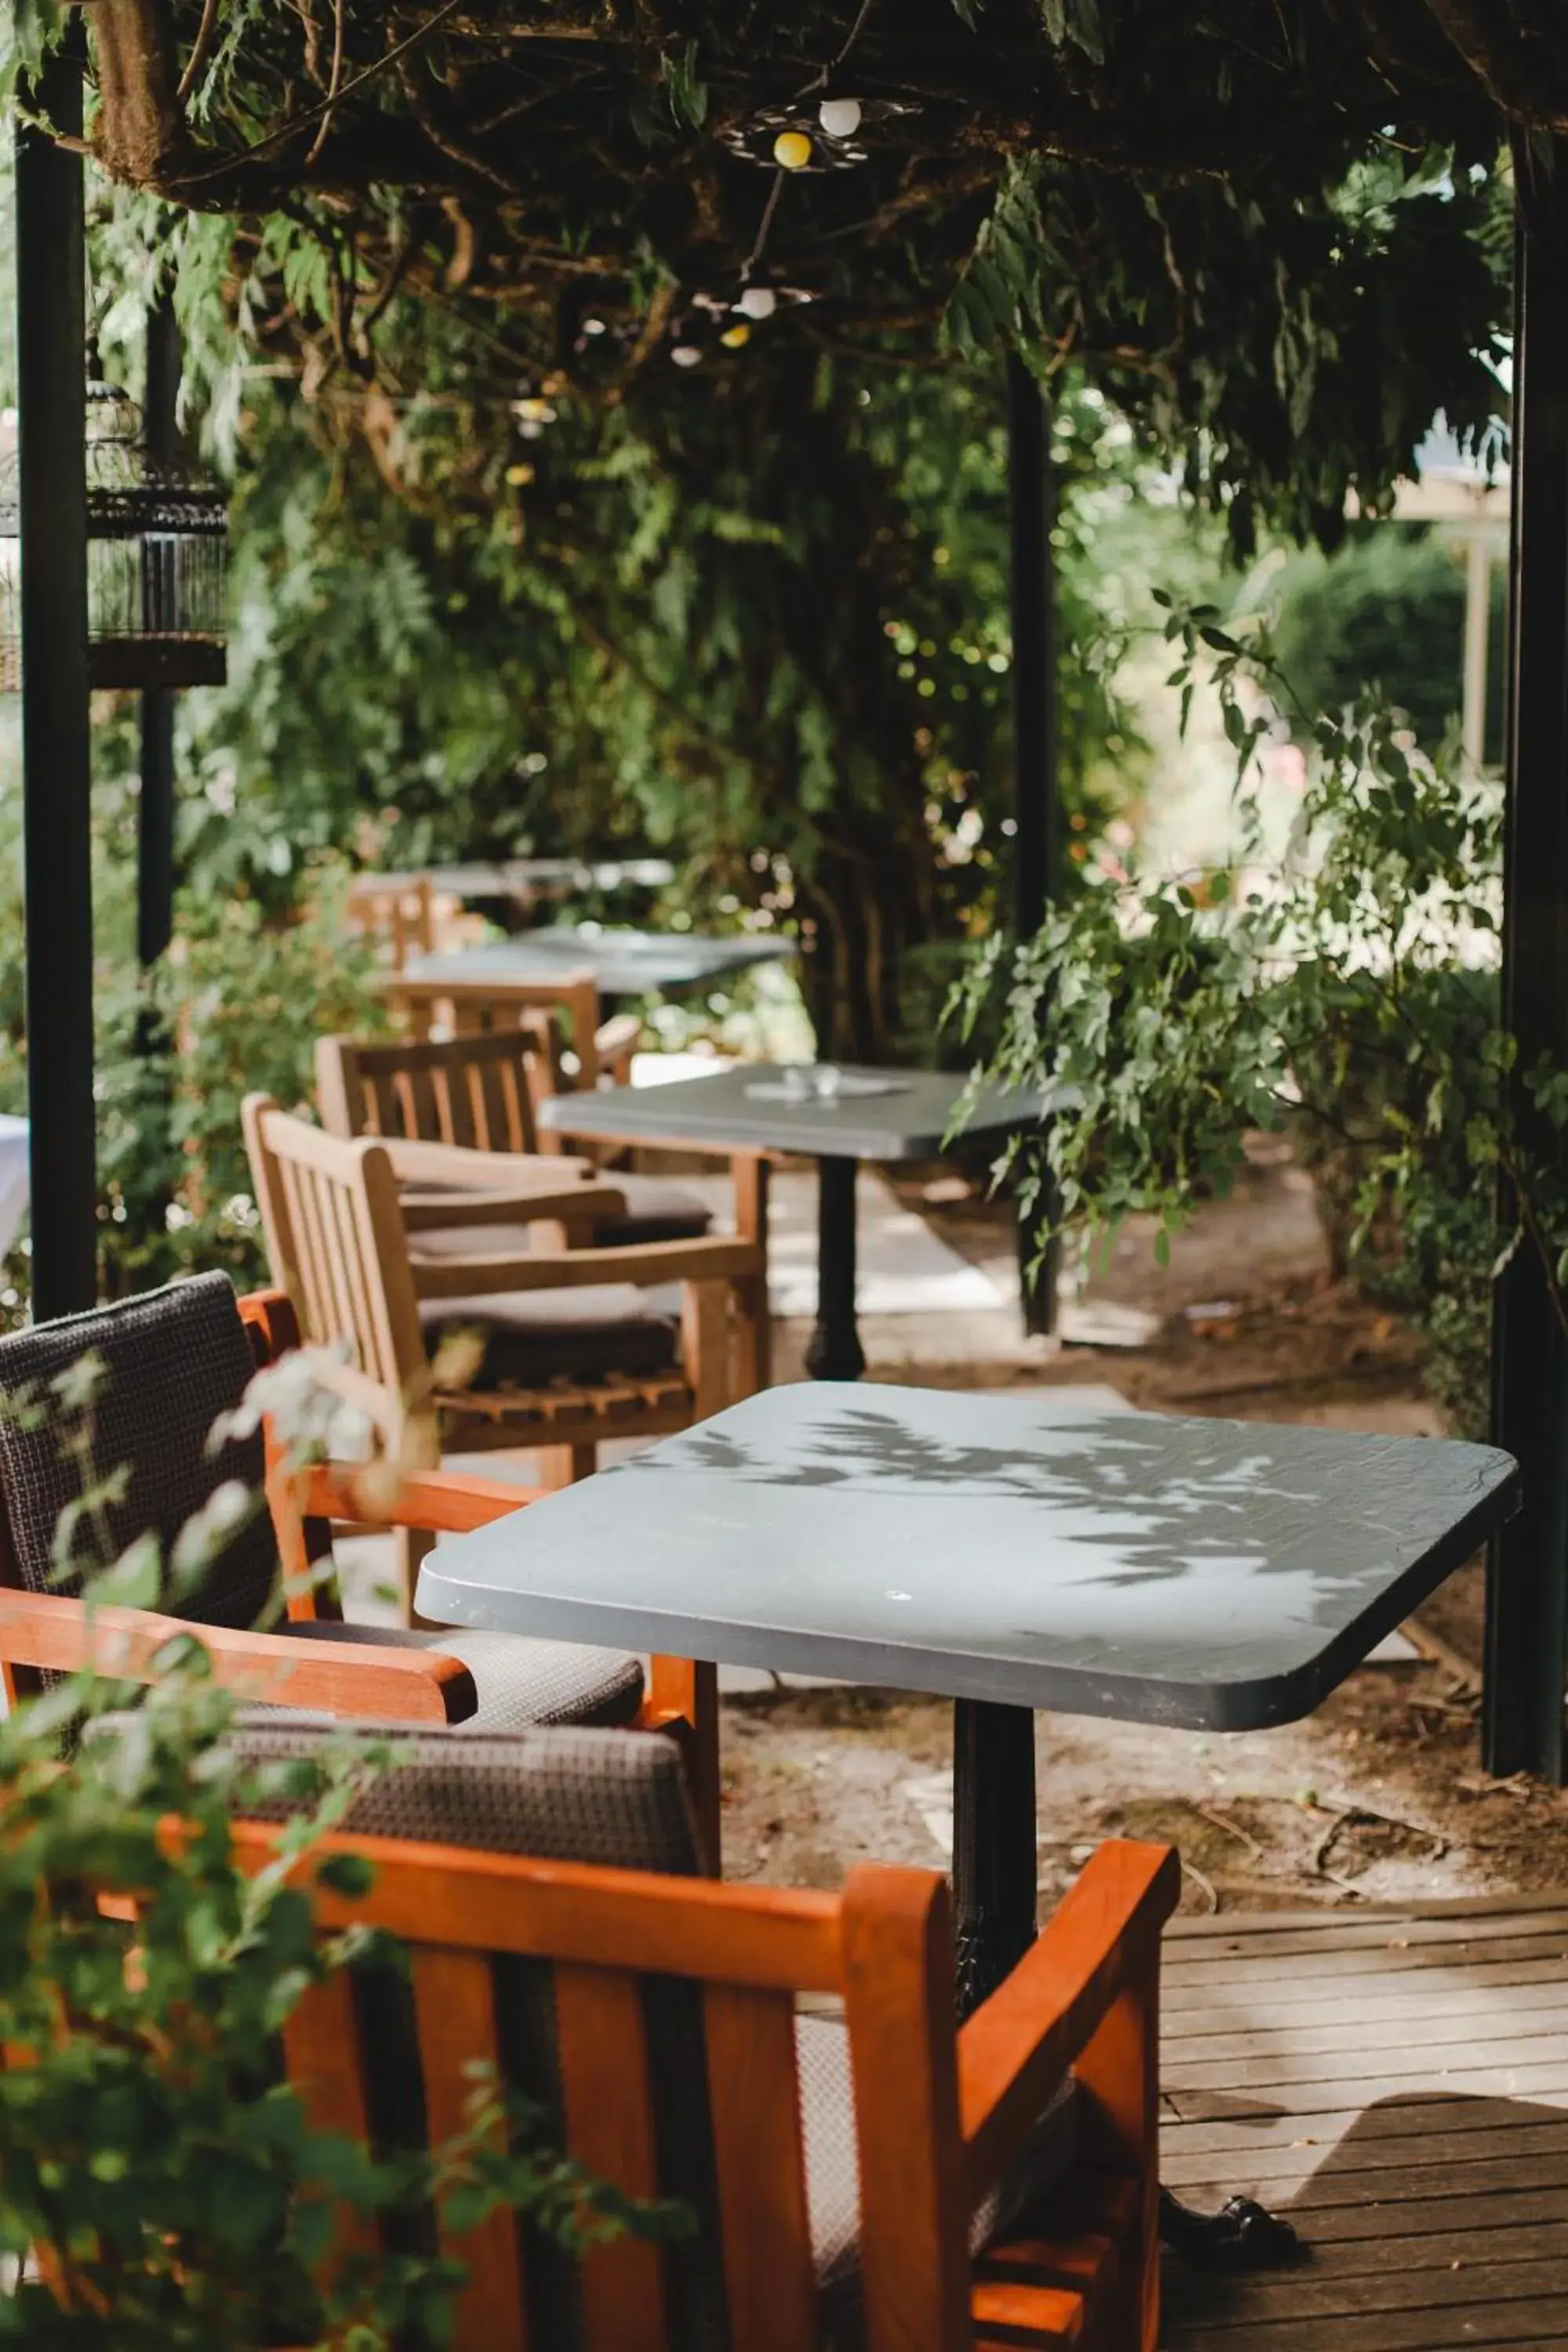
[718,1152,1568,1918]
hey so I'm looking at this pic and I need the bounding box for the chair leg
[538,1445,596,1490]
[1073,1950,1161,2352]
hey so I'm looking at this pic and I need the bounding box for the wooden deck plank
[1167,2294,1568,2350]
[1161,1897,1568,2351]
[1164,1955,1568,2016]
[1163,2096,1568,2160]
[1165,1999,1568,2063]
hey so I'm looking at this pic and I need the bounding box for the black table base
[952,1697,1039,2013]
[805,1153,867,1381]
[949,1697,1302,2275]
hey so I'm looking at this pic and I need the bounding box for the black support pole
[1006,352,1059,1337]
[1484,141,1568,1784]
[15,31,96,1320]
[137,293,180,975]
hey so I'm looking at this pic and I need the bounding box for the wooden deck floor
[1160,1896,1568,2350]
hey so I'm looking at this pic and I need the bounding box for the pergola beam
[1485,143,1568,1783]
[15,27,97,1319]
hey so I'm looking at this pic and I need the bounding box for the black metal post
[16,30,96,1320]
[1006,353,1059,1337]
[804,1154,866,1381]
[951,1697,1037,2016]
[1485,142,1568,1785]
[137,292,180,974]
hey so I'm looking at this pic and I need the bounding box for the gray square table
[539,1062,1044,1379]
[405,927,794,1002]
[420,1379,1519,2264]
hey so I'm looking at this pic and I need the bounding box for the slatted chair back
[346,877,436,973]
[225,1736,1177,2352]
[387,967,605,1087]
[315,1025,560,1160]
[241,1097,430,1454]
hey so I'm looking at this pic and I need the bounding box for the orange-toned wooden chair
[314,1025,771,1388]
[0,1276,719,1864]
[223,1712,1178,2352]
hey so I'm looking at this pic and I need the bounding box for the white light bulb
[739,285,778,321]
[818,96,862,139]
[671,344,702,368]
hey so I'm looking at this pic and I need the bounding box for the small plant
[958,601,1558,1436]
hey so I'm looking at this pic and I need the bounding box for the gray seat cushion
[593,1173,712,1248]
[221,1719,1084,2348]
[419,1282,680,1385]
[275,1620,644,1731]
[230,1719,699,1865]
[405,1174,709,1260]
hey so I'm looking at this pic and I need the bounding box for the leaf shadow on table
[621,1403,1497,1605]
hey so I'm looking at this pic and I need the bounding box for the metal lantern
[0,374,228,692]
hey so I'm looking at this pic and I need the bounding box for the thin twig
[1181,1857,1220,1916]
[1196,1803,1265,1863]
[176,0,223,104]
[304,0,348,165]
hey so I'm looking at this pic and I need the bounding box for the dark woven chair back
[0,1272,277,1631]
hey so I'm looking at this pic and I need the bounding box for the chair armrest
[410,1234,761,1300]
[593,1011,642,1087]
[402,1183,628,1229]
[379,1137,601,1190]
[0,1589,478,1724]
[957,1841,1178,2203]
[302,1462,541,1532]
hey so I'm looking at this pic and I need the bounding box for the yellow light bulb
[773,129,813,171]
[720,322,752,349]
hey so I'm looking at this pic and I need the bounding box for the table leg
[948,1699,1303,2273]
[951,1697,1039,2018]
[804,1154,866,1381]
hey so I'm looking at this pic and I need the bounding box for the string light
[738,285,778,320]
[772,129,813,170]
[818,96,862,138]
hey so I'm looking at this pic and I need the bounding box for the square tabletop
[416,1384,1519,1732]
[405,927,793,998]
[538,1061,1044,1160]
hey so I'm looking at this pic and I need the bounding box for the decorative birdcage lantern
[0,374,228,693]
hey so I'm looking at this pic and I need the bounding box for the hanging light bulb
[818,96,862,140]
[773,129,814,170]
[738,285,778,321]
[671,343,703,368]
[720,321,752,349]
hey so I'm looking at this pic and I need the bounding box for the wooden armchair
[383,964,640,1088]
[0,1276,719,1864]
[221,1715,1178,2352]
[316,1026,771,1387]
[241,1095,764,1486]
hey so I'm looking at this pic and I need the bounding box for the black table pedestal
[952,1697,1039,2016]
[947,1697,1302,2273]
[805,1154,866,1381]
